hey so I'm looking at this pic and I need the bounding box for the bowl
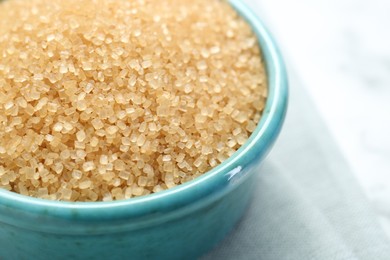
[0,0,288,259]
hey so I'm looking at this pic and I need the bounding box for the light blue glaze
[0,0,288,259]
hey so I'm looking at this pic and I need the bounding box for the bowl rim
[0,0,288,220]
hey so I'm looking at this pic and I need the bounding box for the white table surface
[243,0,390,237]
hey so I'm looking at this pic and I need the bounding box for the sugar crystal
[0,0,267,202]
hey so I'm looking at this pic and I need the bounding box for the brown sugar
[0,0,267,201]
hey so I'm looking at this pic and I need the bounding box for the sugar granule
[0,0,267,201]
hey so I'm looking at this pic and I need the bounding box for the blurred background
[244,0,390,236]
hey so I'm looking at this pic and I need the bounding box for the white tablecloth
[203,73,390,259]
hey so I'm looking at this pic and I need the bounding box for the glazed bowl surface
[0,0,288,259]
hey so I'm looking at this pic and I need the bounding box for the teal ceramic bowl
[0,1,288,259]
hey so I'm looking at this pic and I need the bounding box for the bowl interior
[0,0,288,219]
